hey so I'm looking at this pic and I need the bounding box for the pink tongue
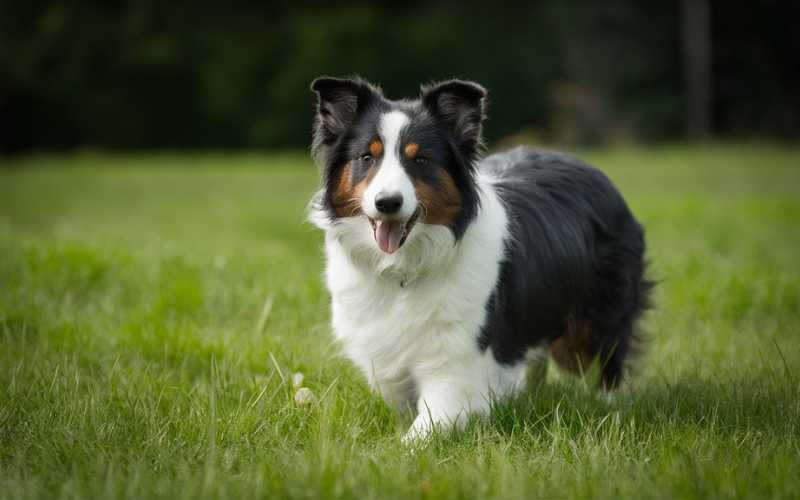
[374,220,404,254]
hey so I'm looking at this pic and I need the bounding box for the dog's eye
[360,154,373,164]
[415,156,429,166]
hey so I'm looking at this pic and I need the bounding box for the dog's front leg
[402,372,493,444]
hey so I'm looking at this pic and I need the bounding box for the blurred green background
[2,0,798,153]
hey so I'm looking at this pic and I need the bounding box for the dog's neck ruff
[325,217,460,287]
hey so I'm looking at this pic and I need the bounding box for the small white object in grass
[294,387,316,407]
[292,372,305,389]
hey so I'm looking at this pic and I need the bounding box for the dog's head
[309,77,486,261]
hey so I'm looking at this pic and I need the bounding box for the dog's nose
[375,192,403,215]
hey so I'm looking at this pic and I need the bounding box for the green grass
[1,145,799,499]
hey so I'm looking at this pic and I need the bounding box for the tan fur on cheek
[330,162,377,218]
[414,166,462,226]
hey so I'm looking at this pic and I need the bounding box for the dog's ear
[311,77,381,143]
[421,80,487,157]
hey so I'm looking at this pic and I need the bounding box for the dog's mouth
[369,209,420,254]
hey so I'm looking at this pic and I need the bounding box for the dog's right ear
[311,77,381,143]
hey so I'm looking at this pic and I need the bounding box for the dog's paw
[402,415,434,447]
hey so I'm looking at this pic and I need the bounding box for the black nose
[375,192,403,214]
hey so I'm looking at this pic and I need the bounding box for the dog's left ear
[421,80,487,157]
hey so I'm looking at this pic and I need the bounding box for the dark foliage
[0,0,797,152]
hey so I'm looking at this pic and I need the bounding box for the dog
[308,77,652,442]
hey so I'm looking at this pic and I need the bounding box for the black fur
[479,147,653,388]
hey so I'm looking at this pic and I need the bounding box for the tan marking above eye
[369,140,383,158]
[404,143,419,160]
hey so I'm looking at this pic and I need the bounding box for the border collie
[309,77,652,442]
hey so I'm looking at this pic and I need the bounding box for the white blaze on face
[363,111,417,222]
[362,110,419,254]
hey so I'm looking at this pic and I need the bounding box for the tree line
[1,0,797,152]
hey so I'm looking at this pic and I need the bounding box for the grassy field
[1,145,799,499]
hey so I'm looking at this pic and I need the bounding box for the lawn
[1,145,799,499]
